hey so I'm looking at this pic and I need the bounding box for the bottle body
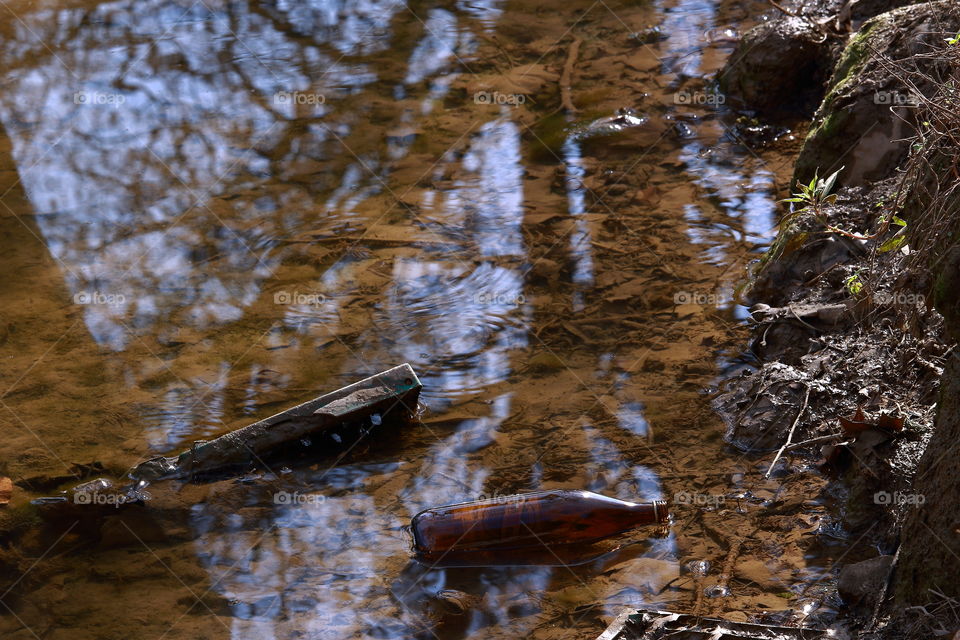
[411,490,668,555]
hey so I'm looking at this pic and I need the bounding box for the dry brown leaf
[839,406,871,436]
[464,64,559,98]
[839,406,904,436]
[605,277,650,302]
[523,211,564,225]
[877,412,905,432]
[562,321,591,343]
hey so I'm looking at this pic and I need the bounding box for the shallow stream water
[0,0,852,637]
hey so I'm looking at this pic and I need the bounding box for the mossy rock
[794,1,960,187]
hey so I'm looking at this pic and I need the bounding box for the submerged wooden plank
[596,609,828,640]
[128,363,422,484]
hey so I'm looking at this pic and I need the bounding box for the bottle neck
[651,500,668,523]
[626,499,669,524]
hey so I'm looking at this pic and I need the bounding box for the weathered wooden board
[128,363,422,484]
[597,609,828,640]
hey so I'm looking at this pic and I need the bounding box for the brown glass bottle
[411,490,669,556]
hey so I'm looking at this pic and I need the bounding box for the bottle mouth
[652,500,670,523]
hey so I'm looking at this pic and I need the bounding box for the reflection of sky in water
[455,118,525,257]
[582,425,663,501]
[403,9,477,113]
[269,0,407,55]
[403,8,474,115]
[141,363,236,451]
[404,394,510,511]
[680,142,776,268]
[617,402,650,438]
[657,0,715,76]
[561,136,595,309]
[384,260,528,396]
[0,0,411,350]
[324,162,380,214]
[457,0,506,30]
[192,491,406,637]
[580,425,673,617]
[656,0,776,270]
[350,116,530,400]
[681,144,776,245]
[405,9,459,85]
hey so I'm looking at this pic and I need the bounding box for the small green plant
[782,166,906,243]
[782,166,842,210]
[946,31,960,45]
[845,271,863,296]
[877,213,908,253]
[781,166,851,235]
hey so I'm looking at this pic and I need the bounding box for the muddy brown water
[0,0,855,638]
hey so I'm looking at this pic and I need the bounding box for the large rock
[794,1,960,187]
[718,16,835,118]
[849,0,930,23]
[839,555,894,608]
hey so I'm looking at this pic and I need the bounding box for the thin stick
[560,38,582,115]
[707,536,745,615]
[766,0,799,17]
[868,544,900,631]
[765,386,811,478]
[783,432,847,450]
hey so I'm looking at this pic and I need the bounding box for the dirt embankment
[716,0,960,637]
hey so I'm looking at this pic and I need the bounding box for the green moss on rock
[794,2,959,186]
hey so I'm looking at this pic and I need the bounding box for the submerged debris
[570,108,649,140]
[597,609,831,639]
[411,490,668,560]
[127,363,422,485]
[627,26,666,44]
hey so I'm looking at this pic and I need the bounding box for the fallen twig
[783,432,847,450]
[766,0,798,17]
[868,544,900,631]
[765,386,811,478]
[560,38,582,115]
[706,534,749,615]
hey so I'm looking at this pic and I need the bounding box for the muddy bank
[715,0,960,637]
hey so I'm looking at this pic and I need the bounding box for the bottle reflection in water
[411,489,669,556]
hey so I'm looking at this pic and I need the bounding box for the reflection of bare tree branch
[0,0,493,368]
